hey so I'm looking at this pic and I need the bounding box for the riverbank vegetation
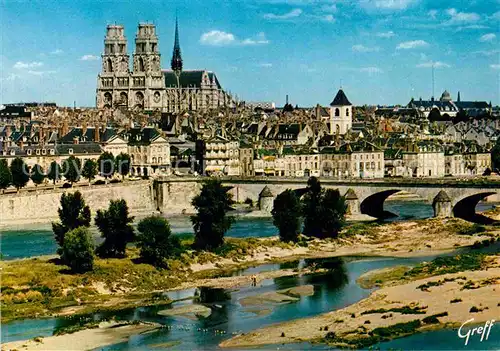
[272,177,347,242]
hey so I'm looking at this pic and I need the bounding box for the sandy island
[220,257,500,349]
[1,321,159,351]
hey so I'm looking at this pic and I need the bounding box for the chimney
[62,119,69,136]
[82,122,87,137]
[73,136,79,145]
[94,125,100,143]
[19,140,24,150]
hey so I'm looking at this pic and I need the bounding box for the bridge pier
[259,186,274,213]
[345,189,360,215]
[433,190,452,218]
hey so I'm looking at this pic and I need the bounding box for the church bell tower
[97,25,129,108]
[131,23,164,110]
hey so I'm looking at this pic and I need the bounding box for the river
[1,200,497,260]
[2,255,499,350]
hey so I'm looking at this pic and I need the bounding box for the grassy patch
[341,222,380,238]
[361,305,427,316]
[325,320,422,348]
[357,266,412,289]
[422,312,448,324]
[405,253,486,278]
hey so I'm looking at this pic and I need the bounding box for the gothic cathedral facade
[96,23,234,113]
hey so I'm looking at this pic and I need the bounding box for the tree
[318,189,347,239]
[98,152,115,179]
[10,157,29,190]
[191,179,234,250]
[302,177,323,237]
[137,216,181,267]
[0,159,12,191]
[82,159,98,183]
[61,227,95,273]
[95,199,135,258]
[115,153,131,179]
[62,156,81,184]
[30,164,45,187]
[272,189,302,242]
[47,161,62,185]
[52,191,91,253]
[492,142,500,171]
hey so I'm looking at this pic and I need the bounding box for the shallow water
[6,254,499,350]
[1,201,497,260]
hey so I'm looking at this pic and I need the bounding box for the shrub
[52,191,91,255]
[191,179,234,250]
[61,227,95,273]
[469,306,480,313]
[95,199,135,258]
[272,189,301,242]
[137,216,182,267]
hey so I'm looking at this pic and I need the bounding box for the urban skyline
[1,0,499,107]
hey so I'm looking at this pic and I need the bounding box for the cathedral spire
[171,16,183,73]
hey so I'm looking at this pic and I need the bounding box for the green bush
[137,216,182,268]
[61,227,95,273]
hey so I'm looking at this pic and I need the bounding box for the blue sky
[1,0,499,107]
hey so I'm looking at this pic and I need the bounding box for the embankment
[0,181,155,226]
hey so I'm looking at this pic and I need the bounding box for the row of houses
[196,137,492,179]
[0,124,170,177]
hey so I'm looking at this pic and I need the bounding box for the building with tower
[406,90,491,118]
[329,89,352,135]
[96,22,234,113]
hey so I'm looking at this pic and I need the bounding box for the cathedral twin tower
[96,21,233,112]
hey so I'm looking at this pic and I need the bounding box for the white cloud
[416,61,451,68]
[352,44,380,52]
[396,40,429,49]
[359,66,383,74]
[27,70,56,76]
[50,49,64,55]
[258,63,273,68]
[200,31,270,46]
[359,0,418,10]
[457,25,489,30]
[241,32,270,45]
[376,31,395,38]
[479,33,496,42]
[471,49,500,56]
[13,61,43,69]
[446,8,480,23]
[200,31,236,46]
[264,8,303,20]
[428,9,438,19]
[80,54,99,61]
[490,64,500,70]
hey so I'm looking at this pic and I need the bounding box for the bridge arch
[359,189,402,219]
[453,192,497,224]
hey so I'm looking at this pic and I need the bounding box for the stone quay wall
[0,181,155,226]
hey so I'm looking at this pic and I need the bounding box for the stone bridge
[154,178,500,223]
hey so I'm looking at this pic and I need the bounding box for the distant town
[0,21,499,190]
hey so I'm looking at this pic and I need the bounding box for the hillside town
[0,22,498,189]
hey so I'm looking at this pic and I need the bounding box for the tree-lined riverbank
[2,216,499,323]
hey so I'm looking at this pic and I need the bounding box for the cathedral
[96,21,234,112]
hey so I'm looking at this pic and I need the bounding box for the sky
[0,0,499,107]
